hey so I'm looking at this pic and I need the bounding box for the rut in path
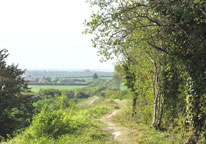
[99,110,138,144]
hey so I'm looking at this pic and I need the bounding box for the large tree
[0,49,33,138]
[150,0,206,142]
[84,0,165,129]
[85,0,206,142]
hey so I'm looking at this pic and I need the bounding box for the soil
[99,110,138,144]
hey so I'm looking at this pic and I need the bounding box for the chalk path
[99,110,138,144]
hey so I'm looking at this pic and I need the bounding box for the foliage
[150,0,206,142]
[29,85,86,93]
[33,89,76,113]
[93,73,99,79]
[160,57,187,131]
[29,106,88,138]
[84,0,206,142]
[88,106,110,118]
[0,49,34,138]
[113,108,183,144]
[38,88,61,98]
[75,90,90,98]
[104,89,129,100]
[2,98,113,144]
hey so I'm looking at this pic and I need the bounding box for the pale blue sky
[0,0,113,70]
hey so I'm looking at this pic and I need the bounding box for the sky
[0,0,114,71]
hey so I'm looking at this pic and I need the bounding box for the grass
[2,97,115,144]
[4,94,183,144]
[29,85,86,92]
[112,108,184,144]
[2,117,113,144]
[99,77,113,80]
[120,83,128,90]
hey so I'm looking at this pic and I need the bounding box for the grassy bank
[112,107,184,144]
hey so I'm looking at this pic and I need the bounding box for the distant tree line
[24,70,113,78]
[25,77,88,86]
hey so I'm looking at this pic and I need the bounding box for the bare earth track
[99,110,138,144]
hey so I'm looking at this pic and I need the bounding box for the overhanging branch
[147,42,168,54]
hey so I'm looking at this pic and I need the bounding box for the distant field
[29,85,86,92]
[120,84,128,90]
[99,77,113,80]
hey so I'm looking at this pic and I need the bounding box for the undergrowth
[112,107,184,144]
[2,102,113,144]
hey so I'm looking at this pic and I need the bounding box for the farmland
[27,75,113,92]
[24,70,113,87]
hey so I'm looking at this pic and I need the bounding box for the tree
[84,0,164,129]
[93,73,98,79]
[0,49,33,138]
[149,1,206,142]
[85,0,206,142]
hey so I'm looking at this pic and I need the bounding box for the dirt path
[99,110,138,144]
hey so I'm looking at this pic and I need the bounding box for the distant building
[61,79,74,83]
[24,78,38,83]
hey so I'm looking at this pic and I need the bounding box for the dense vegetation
[28,85,86,93]
[0,49,34,138]
[84,0,206,143]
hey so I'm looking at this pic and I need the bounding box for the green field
[120,83,128,90]
[29,85,86,92]
[99,76,113,80]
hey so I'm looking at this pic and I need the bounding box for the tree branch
[147,42,168,54]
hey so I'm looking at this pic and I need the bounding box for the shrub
[30,106,86,138]
[88,106,110,118]
[38,89,61,98]
[76,91,90,98]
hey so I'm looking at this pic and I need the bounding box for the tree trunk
[157,96,164,129]
[152,81,157,126]
[152,60,163,130]
[132,94,137,117]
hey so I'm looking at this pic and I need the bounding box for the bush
[30,106,86,138]
[88,106,110,118]
[38,89,61,98]
[76,92,90,98]
[33,90,76,113]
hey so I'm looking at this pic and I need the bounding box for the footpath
[98,100,138,144]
